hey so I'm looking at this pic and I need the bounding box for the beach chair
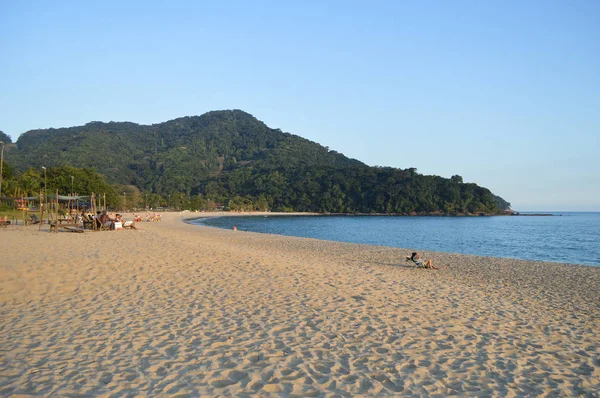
[94,218,111,231]
[29,214,40,225]
[0,216,10,227]
[94,216,114,231]
[82,214,94,229]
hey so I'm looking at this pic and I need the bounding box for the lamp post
[41,166,47,191]
[41,166,47,216]
[70,175,75,218]
[0,141,4,199]
[42,165,47,196]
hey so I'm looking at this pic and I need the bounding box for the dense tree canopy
[0,130,12,144]
[0,165,119,208]
[199,165,502,214]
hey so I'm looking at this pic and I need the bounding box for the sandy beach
[1,212,599,397]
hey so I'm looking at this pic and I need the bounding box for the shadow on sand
[343,258,416,269]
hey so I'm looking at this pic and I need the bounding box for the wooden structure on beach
[0,190,111,232]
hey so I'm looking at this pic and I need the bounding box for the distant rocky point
[505,210,555,216]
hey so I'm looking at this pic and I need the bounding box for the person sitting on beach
[98,210,115,229]
[120,215,137,229]
[94,211,101,228]
[407,252,442,269]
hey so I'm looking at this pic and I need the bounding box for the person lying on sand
[407,252,443,269]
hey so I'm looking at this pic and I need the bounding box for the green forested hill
[7,110,364,193]
[3,110,510,213]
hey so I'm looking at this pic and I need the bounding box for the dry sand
[1,212,599,397]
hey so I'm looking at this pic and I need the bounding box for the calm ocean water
[191,213,600,266]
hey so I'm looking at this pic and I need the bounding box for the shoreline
[184,211,596,268]
[180,210,559,218]
[1,212,599,396]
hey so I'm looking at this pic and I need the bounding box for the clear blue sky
[1,0,598,211]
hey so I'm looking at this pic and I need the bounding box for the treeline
[0,164,121,208]
[0,164,253,212]
[0,163,506,215]
[199,165,504,214]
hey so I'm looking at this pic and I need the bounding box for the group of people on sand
[145,213,162,222]
[94,210,137,230]
[74,211,157,228]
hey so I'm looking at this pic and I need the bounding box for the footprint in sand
[227,369,248,382]
[210,379,237,388]
[98,371,113,384]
